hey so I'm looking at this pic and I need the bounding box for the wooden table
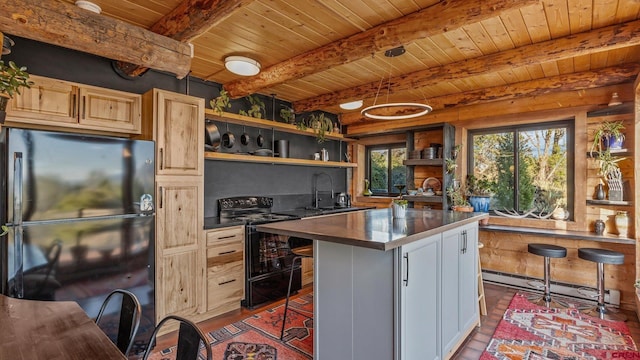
[0,294,127,360]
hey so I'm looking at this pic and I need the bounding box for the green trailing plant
[445,158,458,174]
[0,60,33,98]
[0,225,7,236]
[451,144,462,159]
[393,198,408,206]
[597,149,625,177]
[446,183,469,207]
[210,89,231,116]
[239,94,265,119]
[299,112,333,143]
[280,106,295,124]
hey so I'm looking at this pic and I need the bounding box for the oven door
[244,227,302,308]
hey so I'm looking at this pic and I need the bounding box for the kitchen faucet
[313,172,334,208]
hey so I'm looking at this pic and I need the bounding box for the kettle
[336,192,348,207]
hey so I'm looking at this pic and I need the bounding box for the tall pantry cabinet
[140,89,205,324]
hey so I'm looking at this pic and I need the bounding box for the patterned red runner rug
[147,293,313,360]
[481,292,640,360]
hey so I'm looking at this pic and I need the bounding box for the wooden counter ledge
[480,224,635,245]
[257,208,488,251]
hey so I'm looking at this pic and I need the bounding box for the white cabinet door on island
[442,222,479,358]
[400,234,441,360]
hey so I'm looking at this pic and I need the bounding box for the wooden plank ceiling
[15,0,640,124]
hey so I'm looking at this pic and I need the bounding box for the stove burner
[218,196,299,224]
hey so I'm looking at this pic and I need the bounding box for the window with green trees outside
[468,120,573,218]
[367,144,406,196]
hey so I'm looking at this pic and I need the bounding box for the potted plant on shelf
[280,106,295,124]
[239,94,265,119]
[447,182,473,212]
[466,174,493,213]
[297,112,334,143]
[0,60,34,123]
[591,120,625,154]
[210,88,231,116]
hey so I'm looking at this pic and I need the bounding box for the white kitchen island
[257,208,487,360]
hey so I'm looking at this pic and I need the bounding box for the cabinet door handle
[403,253,409,286]
[218,250,236,255]
[82,96,86,119]
[159,148,164,170]
[464,230,468,254]
[219,279,236,286]
[159,186,163,209]
[71,94,77,118]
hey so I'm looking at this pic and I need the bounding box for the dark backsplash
[204,161,347,217]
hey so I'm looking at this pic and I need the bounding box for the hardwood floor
[143,283,640,359]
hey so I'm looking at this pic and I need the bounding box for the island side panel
[314,240,396,360]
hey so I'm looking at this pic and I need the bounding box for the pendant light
[361,46,432,120]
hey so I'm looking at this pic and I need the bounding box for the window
[468,120,573,218]
[367,144,406,196]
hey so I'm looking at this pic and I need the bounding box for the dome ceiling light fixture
[224,56,261,76]
[361,46,432,120]
[75,1,102,13]
[339,100,364,110]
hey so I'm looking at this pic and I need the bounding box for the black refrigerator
[0,128,156,354]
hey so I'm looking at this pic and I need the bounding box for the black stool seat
[528,243,567,258]
[578,248,624,264]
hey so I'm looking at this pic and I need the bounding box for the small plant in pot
[591,120,625,154]
[0,60,34,123]
[466,174,493,213]
[447,183,473,212]
[297,112,333,143]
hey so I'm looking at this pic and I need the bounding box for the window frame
[366,143,407,196]
[467,119,575,218]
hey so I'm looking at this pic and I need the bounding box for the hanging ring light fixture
[361,46,432,120]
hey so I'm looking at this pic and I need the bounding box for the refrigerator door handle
[12,152,24,298]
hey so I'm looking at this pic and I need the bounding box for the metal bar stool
[280,240,313,340]
[578,248,626,321]
[527,243,568,308]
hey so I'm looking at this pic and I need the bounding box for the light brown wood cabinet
[6,75,141,134]
[152,90,203,176]
[302,257,314,286]
[142,89,205,324]
[205,226,245,316]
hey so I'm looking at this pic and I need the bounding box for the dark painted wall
[4,35,347,215]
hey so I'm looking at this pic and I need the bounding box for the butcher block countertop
[257,208,488,251]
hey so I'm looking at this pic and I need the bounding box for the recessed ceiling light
[224,56,261,76]
[339,100,363,110]
[75,1,102,13]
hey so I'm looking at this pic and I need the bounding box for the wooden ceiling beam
[222,0,539,98]
[116,0,254,77]
[342,63,640,130]
[298,20,640,114]
[0,0,192,78]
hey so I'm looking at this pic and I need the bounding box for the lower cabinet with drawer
[205,226,245,317]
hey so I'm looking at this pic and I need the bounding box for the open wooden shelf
[586,149,631,158]
[205,109,355,142]
[403,158,443,166]
[205,151,357,168]
[402,195,443,203]
[586,199,633,206]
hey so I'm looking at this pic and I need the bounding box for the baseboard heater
[482,270,621,307]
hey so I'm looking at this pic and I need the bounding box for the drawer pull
[218,250,236,255]
[218,279,237,286]
[218,235,236,240]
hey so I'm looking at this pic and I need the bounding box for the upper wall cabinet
[144,89,205,176]
[6,75,141,134]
